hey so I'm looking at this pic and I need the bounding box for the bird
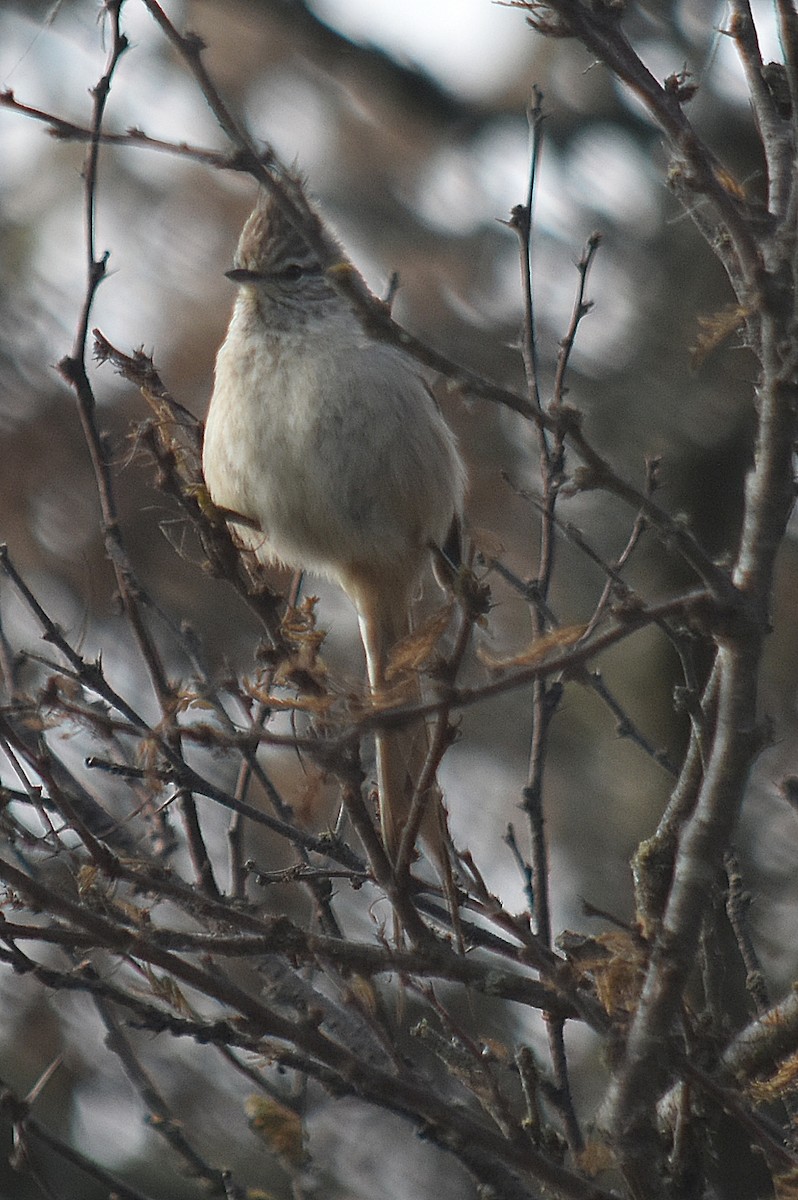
[202,183,466,866]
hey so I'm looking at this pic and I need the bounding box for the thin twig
[552,232,601,410]
[509,86,545,416]
[94,997,226,1189]
[728,1,792,217]
[0,1074,159,1200]
[51,4,218,896]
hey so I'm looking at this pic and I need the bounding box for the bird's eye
[280,264,304,282]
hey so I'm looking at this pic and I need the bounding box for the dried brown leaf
[347,973,379,1017]
[245,1095,304,1166]
[577,1140,615,1177]
[774,1169,798,1200]
[479,623,588,671]
[76,865,101,897]
[592,931,646,1016]
[749,1050,798,1105]
[713,165,747,201]
[559,930,646,1017]
[174,691,216,714]
[266,597,330,695]
[386,603,453,680]
[691,305,749,369]
[144,965,193,1017]
[249,690,334,715]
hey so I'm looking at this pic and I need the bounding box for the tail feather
[355,582,444,867]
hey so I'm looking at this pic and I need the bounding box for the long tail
[354,581,444,867]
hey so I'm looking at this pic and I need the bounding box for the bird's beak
[225,268,263,284]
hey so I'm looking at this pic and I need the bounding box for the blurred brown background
[1,2,797,1196]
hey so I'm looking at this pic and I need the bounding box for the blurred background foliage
[1,2,797,1197]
